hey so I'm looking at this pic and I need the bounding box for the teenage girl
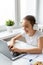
[9,15,43,54]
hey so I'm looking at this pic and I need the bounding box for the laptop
[0,40,26,61]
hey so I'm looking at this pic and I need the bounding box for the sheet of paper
[22,54,39,60]
[34,54,43,61]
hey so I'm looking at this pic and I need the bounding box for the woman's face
[22,19,33,33]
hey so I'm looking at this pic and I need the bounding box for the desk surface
[0,53,29,65]
[0,40,37,65]
[0,40,43,65]
[0,53,43,65]
[0,53,12,65]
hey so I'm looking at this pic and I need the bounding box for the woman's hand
[10,47,22,53]
[8,38,15,49]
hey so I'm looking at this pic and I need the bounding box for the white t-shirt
[21,30,43,47]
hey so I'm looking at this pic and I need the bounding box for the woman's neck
[27,29,37,36]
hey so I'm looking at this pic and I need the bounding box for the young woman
[9,15,43,54]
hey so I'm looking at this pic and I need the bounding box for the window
[20,0,37,22]
[0,0,15,25]
[0,0,37,26]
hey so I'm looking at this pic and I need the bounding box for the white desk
[0,53,30,65]
[0,53,12,65]
[0,40,43,65]
[0,29,43,65]
[0,40,29,65]
[0,40,31,65]
[0,53,43,65]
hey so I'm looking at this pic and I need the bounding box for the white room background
[38,0,43,24]
[0,0,15,25]
[0,0,43,26]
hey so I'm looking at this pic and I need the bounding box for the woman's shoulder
[36,30,43,39]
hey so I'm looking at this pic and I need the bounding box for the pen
[29,55,39,62]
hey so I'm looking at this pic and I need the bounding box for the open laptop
[0,40,26,61]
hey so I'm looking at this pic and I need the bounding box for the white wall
[38,0,43,24]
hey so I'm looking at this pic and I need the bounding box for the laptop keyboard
[12,52,21,57]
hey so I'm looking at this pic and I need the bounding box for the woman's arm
[9,34,23,49]
[20,37,43,54]
[10,34,23,44]
[11,37,43,54]
[20,47,42,54]
[11,34,23,41]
